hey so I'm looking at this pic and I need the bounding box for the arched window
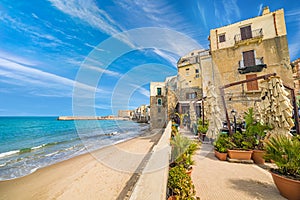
[157,98,162,106]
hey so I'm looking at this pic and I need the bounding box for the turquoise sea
[0,117,149,181]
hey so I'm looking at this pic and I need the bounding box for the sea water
[0,117,149,180]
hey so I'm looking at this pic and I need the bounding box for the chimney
[262,6,270,15]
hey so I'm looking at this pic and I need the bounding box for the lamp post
[231,109,237,133]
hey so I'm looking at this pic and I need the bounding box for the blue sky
[0,0,299,116]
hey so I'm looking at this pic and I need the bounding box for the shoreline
[0,130,161,200]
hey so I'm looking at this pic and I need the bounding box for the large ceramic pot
[168,196,177,200]
[227,150,253,160]
[214,150,227,161]
[252,150,265,164]
[270,171,300,200]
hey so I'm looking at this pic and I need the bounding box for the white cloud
[0,14,67,48]
[84,65,122,78]
[0,50,39,66]
[152,48,178,68]
[47,0,123,35]
[0,57,102,97]
[129,84,149,98]
[214,0,241,25]
[137,87,150,98]
[114,0,201,37]
[84,43,105,52]
[258,4,263,16]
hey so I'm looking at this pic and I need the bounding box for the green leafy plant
[228,131,256,150]
[197,118,209,134]
[170,134,198,169]
[244,108,271,150]
[264,135,300,180]
[168,165,197,200]
[213,134,233,153]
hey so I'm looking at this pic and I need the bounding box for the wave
[0,150,19,159]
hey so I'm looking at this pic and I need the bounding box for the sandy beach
[0,131,162,200]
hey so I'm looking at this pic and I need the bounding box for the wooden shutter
[240,26,252,40]
[246,74,258,91]
[243,50,255,67]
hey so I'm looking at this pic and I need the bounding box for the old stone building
[292,58,300,102]
[209,6,294,115]
[150,81,168,129]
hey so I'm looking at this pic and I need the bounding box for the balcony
[234,29,263,47]
[238,57,267,74]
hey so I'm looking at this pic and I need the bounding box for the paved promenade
[180,129,286,200]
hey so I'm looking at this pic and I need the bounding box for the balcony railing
[234,28,263,43]
[238,57,267,74]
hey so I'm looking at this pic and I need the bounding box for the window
[157,98,162,106]
[195,69,199,73]
[240,25,252,40]
[195,74,200,78]
[243,50,255,67]
[219,34,226,43]
[186,92,197,100]
[158,107,161,113]
[157,87,162,96]
[185,68,190,76]
[246,74,258,91]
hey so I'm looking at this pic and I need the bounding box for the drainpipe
[273,13,278,36]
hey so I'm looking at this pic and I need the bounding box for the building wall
[150,82,167,129]
[209,8,293,115]
[210,9,286,51]
[118,110,132,118]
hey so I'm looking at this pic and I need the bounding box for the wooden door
[240,25,252,40]
[243,50,255,67]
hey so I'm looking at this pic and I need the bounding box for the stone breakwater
[57,116,129,120]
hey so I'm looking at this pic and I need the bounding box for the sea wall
[129,121,172,200]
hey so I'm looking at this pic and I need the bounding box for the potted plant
[264,135,300,200]
[170,134,198,175]
[197,119,208,141]
[244,108,271,164]
[227,131,255,160]
[167,165,198,200]
[213,134,233,161]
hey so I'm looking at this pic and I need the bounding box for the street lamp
[231,109,237,133]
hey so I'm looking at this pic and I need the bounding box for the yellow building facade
[209,7,294,115]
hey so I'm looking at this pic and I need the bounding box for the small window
[191,52,194,56]
[195,74,200,78]
[219,34,226,43]
[195,69,199,73]
[157,87,162,96]
[186,92,197,100]
[157,98,162,106]
[186,68,190,76]
[246,74,258,91]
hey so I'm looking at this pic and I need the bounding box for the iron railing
[234,28,263,43]
[238,57,264,69]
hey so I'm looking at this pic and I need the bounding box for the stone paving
[180,129,286,200]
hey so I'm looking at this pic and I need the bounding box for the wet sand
[0,132,161,200]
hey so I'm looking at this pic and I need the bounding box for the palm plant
[264,135,300,179]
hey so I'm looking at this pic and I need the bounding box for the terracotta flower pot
[270,171,300,200]
[252,150,265,164]
[168,195,177,200]
[214,150,227,161]
[228,150,253,160]
[186,167,193,177]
